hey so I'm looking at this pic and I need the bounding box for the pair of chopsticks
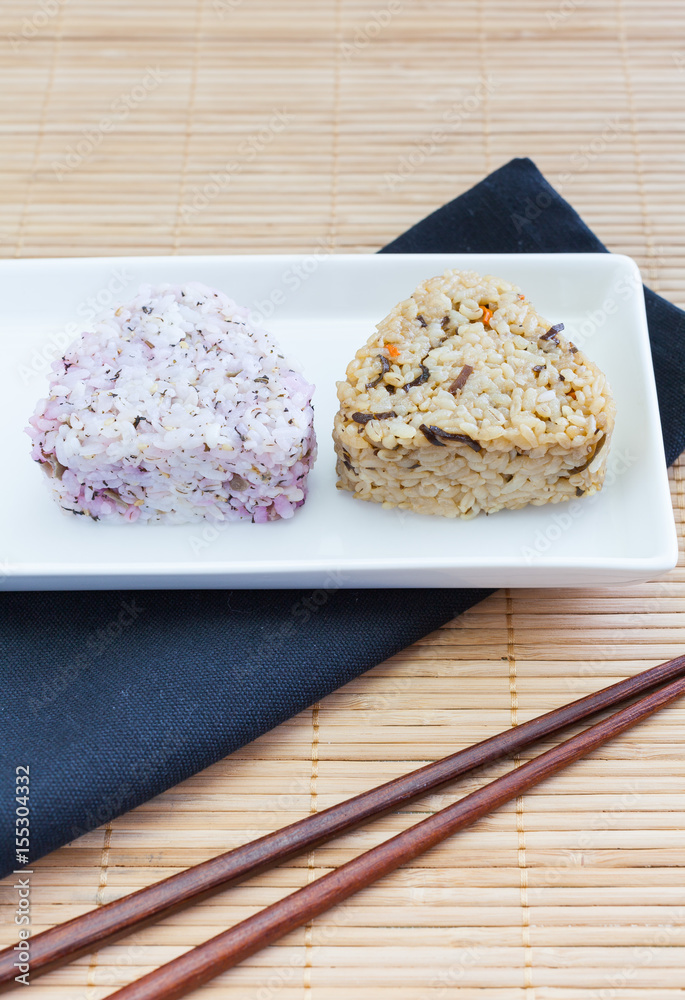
[1,656,684,1000]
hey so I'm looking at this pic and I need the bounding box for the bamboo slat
[1,0,685,996]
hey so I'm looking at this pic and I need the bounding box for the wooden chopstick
[0,653,683,990]
[104,671,685,1000]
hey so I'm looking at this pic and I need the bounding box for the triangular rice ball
[333,269,615,519]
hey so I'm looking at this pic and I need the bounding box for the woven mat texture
[1,0,684,996]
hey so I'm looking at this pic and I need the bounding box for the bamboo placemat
[1,0,685,996]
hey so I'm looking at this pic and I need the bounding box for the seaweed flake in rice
[27,282,316,524]
[333,269,615,519]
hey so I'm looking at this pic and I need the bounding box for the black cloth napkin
[1,157,683,879]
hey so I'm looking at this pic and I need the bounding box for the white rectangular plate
[0,253,677,590]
